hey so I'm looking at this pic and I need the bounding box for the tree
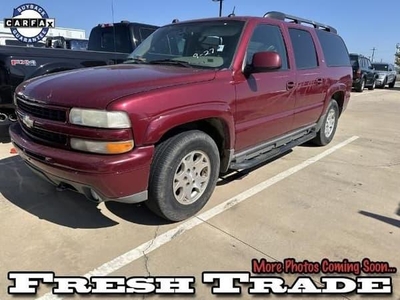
[396,44,400,68]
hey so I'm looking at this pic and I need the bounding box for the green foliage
[395,52,400,68]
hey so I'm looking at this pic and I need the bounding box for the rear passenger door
[288,28,326,129]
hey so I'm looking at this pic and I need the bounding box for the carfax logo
[4,3,55,43]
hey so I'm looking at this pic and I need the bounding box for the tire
[388,78,396,88]
[378,77,387,89]
[146,130,220,222]
[311,99,339,146]
[368,80,376,90]
[355,78,365,92]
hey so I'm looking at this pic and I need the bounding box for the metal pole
[219,0,223,17]
[371,47,376,62]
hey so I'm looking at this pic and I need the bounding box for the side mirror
[248,51,282,73]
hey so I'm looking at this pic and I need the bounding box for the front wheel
[311,99,339,146]
[355,78,365,92]
[368,80,376,90]
[146,130,220,222]
[388,78,396,88]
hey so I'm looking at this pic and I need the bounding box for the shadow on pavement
[0,156,118,229]
[0,156,170,228]
[359,210,400,229]
[105,202,170,226]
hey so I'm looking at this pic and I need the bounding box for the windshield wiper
[148,59,193,68]
[123,57,147,64]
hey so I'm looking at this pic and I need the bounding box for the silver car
[372,62,397,88]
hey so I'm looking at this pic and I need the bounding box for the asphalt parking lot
[0,84,399,300]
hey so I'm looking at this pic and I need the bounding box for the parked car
[350,53,377,92]
[0,21,159,129]
[45,36,89,51]
[372,62,397,88]
[9,12,352,222]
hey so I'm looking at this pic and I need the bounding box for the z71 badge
[11,59,37,66]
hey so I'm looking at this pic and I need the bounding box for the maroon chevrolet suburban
[9,12,353,222]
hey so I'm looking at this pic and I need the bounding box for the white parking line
[37,135,359,300]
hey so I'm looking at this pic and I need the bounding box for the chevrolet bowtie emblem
[22,114,34,128]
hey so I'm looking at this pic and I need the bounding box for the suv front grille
[16,97,67,122]
[21,123,68,146]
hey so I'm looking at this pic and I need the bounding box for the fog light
[90,189,102,202]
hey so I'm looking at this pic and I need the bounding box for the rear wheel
[311,99,339,146]
[146,130,220,222]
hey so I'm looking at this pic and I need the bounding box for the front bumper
[9,123,154,204]
[375,78,386,86]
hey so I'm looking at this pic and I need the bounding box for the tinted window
[88,25,132,53]
[366,59,372,68]
[289,28,318,69]
[139,27,156,42]
[245,24,288,70]
[350,55,359,67]
[316,30,350,67]
[69,40,88,50]
[372,63,388,71]
[362,58,367,68]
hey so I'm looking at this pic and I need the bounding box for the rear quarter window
[316,30,350,67]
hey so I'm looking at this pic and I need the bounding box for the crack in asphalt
[198,218,352,300]
[141,225,160,299]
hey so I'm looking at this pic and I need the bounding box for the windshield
[372,64,388,71]
[127,20,245,69]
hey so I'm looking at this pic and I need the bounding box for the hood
[16,64,216,108]
[375,71,389,76]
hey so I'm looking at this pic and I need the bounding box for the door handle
[286,81,295,90]
[316,78,323,84]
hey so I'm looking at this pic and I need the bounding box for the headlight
[70,138,134,154]
[69,108,131,129]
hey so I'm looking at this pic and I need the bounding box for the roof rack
[263,11,337,34]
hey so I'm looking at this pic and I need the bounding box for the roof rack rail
[263,11,337,34]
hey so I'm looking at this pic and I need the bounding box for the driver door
[234,23,296,152]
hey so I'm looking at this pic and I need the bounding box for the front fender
[144,102,235,149]
[24,62,82,80]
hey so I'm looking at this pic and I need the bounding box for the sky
[2,0,399,64]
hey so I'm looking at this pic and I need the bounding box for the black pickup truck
[0,21,159,131]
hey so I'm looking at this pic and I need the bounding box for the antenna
[228,6,236,17]
[111,0,117,53]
